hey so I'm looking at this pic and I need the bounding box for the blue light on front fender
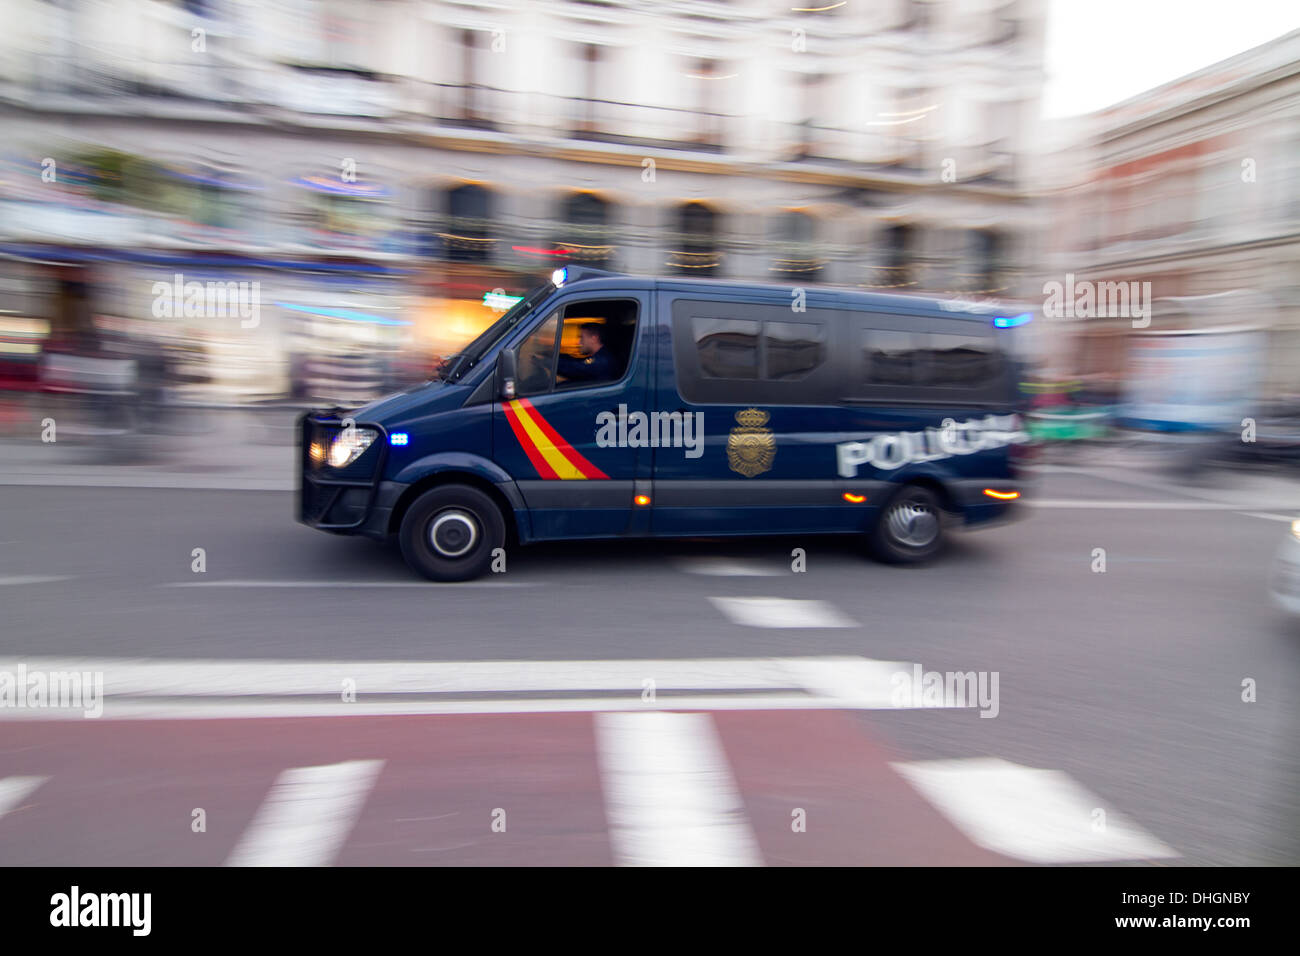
[389,432,409,446]
[994,312,1032,328]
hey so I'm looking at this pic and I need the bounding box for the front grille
[298,412,386,529]
[300,477,334,524]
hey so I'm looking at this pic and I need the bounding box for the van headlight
[1292,518,1300,541]
[327,427,378,468]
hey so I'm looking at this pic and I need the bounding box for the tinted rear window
[674,299,836,404]
[863,329,1004,389]
[692,317,759,379]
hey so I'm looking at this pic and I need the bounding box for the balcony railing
[6,62,1017,182]
[552,95,731,153]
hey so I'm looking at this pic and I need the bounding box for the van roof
[558,268,1017,320]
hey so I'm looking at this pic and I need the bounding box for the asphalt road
[1,469,1297,866]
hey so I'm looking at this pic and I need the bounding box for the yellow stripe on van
[508,400,588,480]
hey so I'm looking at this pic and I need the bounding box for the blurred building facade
[1043,29,1300,401]
[0,0,1046,402]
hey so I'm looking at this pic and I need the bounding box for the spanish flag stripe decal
[512,405,586,479]
[505,399,608,480]
[515,398,609,479]
[503,399,559,479]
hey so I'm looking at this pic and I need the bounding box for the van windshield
[434,281,556,384]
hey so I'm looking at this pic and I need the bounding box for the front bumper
[949,478,1029,527]
[297,411,392,536]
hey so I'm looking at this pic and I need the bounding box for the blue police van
[298,266,1032,581]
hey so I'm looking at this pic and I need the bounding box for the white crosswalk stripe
[0,655,942,718]
[595,712,762,867]
[0,776,49,821]
[708,595,858,628]
[674,557,786,576]
[893,757,1179,863]
[225,759,386,867]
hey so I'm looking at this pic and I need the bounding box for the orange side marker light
[983,489,1020,500]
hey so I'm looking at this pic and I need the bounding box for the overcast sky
[1043,0,1300,117]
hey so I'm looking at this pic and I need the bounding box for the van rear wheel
[870,484,945,564]
[399,485,505,582]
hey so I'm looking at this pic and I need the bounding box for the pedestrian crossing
[0,710,1178,866]
[0,556,1185,865]
[707,596,859,628]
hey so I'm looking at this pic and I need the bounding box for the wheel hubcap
[429,510,479,558]
[887,499,938,547]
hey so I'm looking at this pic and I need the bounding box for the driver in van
[556,322,617,384]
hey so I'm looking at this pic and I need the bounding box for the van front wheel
[399,485,505,582]
[870,485,945,564]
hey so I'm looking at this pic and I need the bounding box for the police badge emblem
[727,408,775,477]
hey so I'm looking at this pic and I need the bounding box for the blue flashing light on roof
[993,313,1032,328]
[551,267,568,287]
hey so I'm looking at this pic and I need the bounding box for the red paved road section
[0,711,1010,866]
[714,710,1011,866]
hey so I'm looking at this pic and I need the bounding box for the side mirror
[497,349,517,400]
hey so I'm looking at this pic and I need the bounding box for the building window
[692,59,724,148]
[993,1,1020,45]
[972,230,1003,293]
[569,43,603,134]
[898,0,930,33]
[798,73,823,157]
[880,223,915,288]
[771,210,822,280]
[670,202,722,276]
[558,192,614,268]
[443,183,494,262]
[459,29,479,120]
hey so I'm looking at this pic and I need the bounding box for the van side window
[516,311,560,397]
[923,332,1003,388]
[516,298,639,396]
[555,299,639,390]
[692,317,827,381]
[693,317,759,379]
[764,321,826,380]
[674,299,837,404]
[862,328,1004,390]
[863,330,919,385]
